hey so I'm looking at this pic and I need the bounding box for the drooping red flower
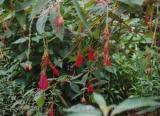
[49,61,59,77]
[88,45,96,61]
[103,46,111,66]
[87,84,94,93]
[74,51,84,68]
[103,54,111,66]
[49,111,54,116]
[49,103,54,116]
[54,15,64,32]
[103,28,112,66]
[38,73,48,90]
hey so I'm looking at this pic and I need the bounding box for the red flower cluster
[38,50,60,90]
[49,61,59,77]
[87,84,94,93]
[74,45,96,68]
[74,51,84,68]
[88,46,96,61]
[38,73,48,90]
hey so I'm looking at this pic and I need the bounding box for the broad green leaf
[64,104,102,116]
[12,37,28,44]
[15,11,26,30]
[93,93,108,115]
[137,106,160,115]
[93,93,106,108]
[0,0,4,5]
[30,0,49,19]
[118,0,145,6]
[70,82,80,93]
[31,35,42,43]
[36,9,49,34]
[34,91,45,107]
[111,97,160,116]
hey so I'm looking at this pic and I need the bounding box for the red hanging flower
[74,51,84,68]
[87,84,94,93]
[49,103,54,116]
[49,111,54,116]
[103,54,111,66]
[103,28,112,66]
[54,15,64,32]
[49,61,59,77]
[88,45,96,61]
[103,46,111,66]
[38,73,48,90]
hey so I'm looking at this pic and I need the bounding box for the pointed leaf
[34,91,45,107]
[118,0,145,6]
[72,0,89,31]
[36,9,49,34]
[111,97,160,116]
[64,104,102,116]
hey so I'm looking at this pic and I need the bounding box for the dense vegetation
[0,0,160,115]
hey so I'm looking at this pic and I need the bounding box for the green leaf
[118,0,145,6]
[36,9,49,34]
[15,11,26,30]
[0,0,4,5]
[70,82,80,93]
[137,106,160,115]
[64,104,102,116]
[15,0,32,12]
[93,93,108,115]
[31,35,42,43]
[72,0,89,31]
[30,0,49,19]
[34,91,45,107]
[12,37,28,44]
[111,97,160,116]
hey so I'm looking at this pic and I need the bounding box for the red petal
[49,111,54,116]
[87,84,94,93]
[49,61,59,77]
[53,68,59,77]
[88,46,95,61]
[74,52,84,68]
[38,73,48,90]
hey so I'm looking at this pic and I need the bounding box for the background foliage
[0,0,160,115]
